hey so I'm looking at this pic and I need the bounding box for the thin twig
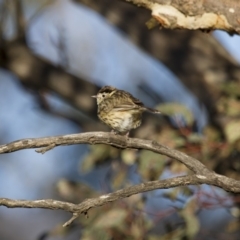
[0,175,212,227]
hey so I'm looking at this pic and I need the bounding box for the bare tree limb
[13,0,25,39]
[0,175,226,227]
[123,0,240,34]
[1,131,240,226]
[0,132,208,174]
[0,0,239,229]
[0,131,240,194]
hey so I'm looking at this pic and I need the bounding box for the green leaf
[111,169,128,189]
[156,103,194,126]
[224,119,240,143]
[138,150,165,180]
[179,198,200,239]
[81,145,118,173]
[121,149,137,165]
[157,128,186,148]
[220,82,240,97]
[187,133,203,143]
[217,97,240,116]
[145,17,159,29]
[81,228,110,240]
[93,208,127,230]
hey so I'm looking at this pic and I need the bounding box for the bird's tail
[145,107,161,114]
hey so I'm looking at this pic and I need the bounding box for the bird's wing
[111,105,140,111]
[98,89,145,112]
[111,91,160,113]
[113,90,144,111]
[123,91,144,107]
[110,90,145,111]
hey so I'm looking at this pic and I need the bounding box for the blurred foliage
[179,198,200,239]
[157,103,195,127]
[51,83,240,238]
[2,0,240,239]
[226,219,240,233]
[163,186,194,202]
[81,145,120,173]
[145,18,159,30]
[138,150,166,181]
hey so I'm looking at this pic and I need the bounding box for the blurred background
[0,0,240,239]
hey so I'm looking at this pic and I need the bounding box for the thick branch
[0,132,208,174]
[0,131,240,193]
[124,0,240,34]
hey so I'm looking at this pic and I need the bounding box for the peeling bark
[125,0,240,34]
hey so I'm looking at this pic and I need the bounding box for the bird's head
[92,86,116,105]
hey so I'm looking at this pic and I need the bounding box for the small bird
[92,86,161,136]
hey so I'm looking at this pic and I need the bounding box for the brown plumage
[92,86,161,135]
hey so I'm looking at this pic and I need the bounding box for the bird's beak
[91,95,97,98]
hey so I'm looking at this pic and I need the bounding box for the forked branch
[0,131,239,226]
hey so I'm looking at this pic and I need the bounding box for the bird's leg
[125,131,129,138]
[111,130,129,138]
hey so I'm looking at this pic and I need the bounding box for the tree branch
[0,131,240,194]
[14,0,25,39]
[0,175,223,227]
[123,0,240,34]
[0,132,208,174]
[1,131,240,226]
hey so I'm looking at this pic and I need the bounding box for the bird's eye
[102,94,105,97]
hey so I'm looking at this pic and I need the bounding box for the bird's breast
[98,110,142,133]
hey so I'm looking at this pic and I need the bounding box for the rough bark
[124,0,240,34]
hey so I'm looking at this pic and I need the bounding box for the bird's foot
[124,131,130,139]
[110,130,129,139]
